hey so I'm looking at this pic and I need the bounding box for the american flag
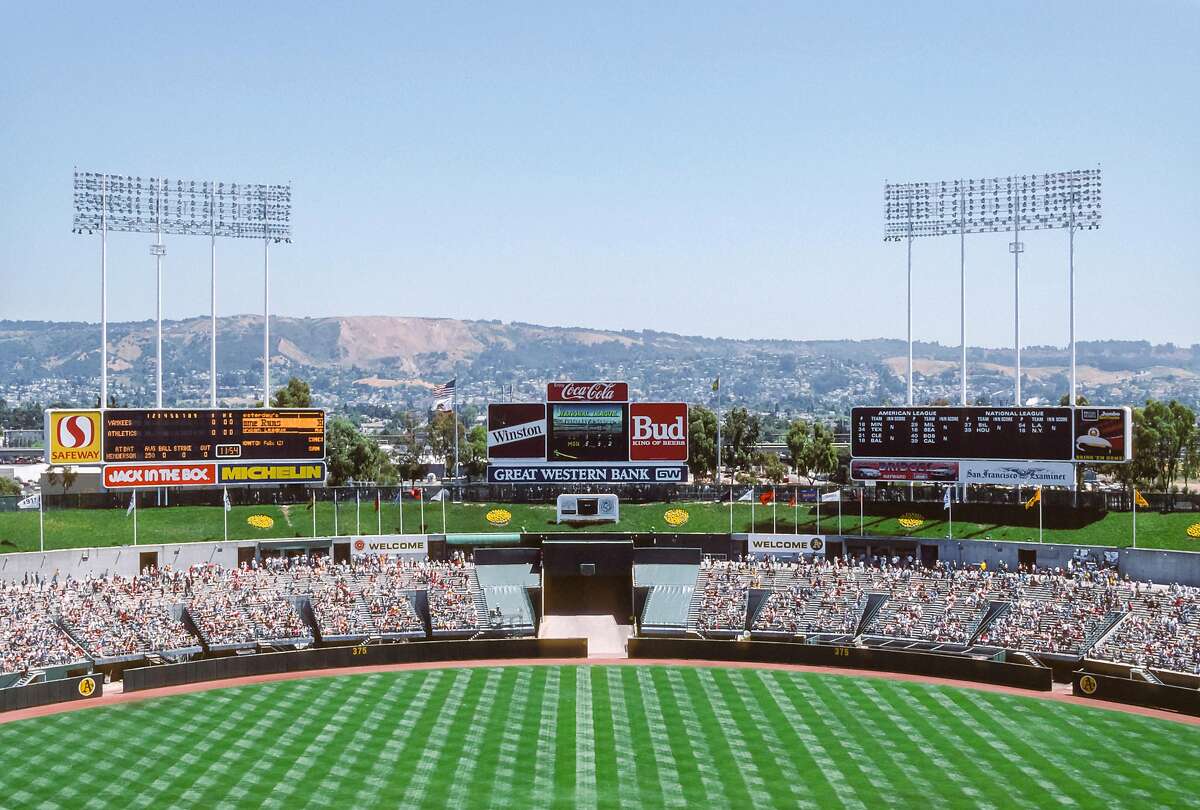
[432,378,456,411]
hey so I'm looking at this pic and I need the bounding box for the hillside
[1,316,1196,414]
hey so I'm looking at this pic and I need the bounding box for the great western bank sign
[349,535,429,558]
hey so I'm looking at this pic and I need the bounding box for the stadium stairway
[968,601,1012,644]
[14,670,43,688]
[347,573,380,636]
[1080,610,1129,656]
[468,569,490,627]
[854,593,889,637]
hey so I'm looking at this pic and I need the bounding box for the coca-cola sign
[546,381,629,402]
[629,402,689,461]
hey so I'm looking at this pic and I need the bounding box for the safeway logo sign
[629,403,688,461]
[547,381,628,402]
[103,463,217,489]
[46,410,103,464]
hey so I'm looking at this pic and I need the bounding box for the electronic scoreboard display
[546,403,629,463]
[102,409,325,463]
[851,406,1075,462]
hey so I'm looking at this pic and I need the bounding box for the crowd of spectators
[0,578,87,674]
[714,555,1200,673]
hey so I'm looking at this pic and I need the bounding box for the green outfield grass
[0,498,1198,554]
[1,665,1196,808]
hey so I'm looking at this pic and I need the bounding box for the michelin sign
[218,462,327,485]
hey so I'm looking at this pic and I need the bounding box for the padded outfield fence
[629,637,1054,691]
[123,638,588,692]
[1073,670,1200,717]
[0,674,102,714]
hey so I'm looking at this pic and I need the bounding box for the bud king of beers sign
[546,381,628,402]
[629,402,688,461]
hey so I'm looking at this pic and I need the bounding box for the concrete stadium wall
[123,638,588,692]
[629,637,1053,691]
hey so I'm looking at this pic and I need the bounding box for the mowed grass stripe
[2,665,1200,809]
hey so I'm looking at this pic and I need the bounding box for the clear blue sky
[1,2,1196,348]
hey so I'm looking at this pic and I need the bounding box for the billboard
[547,403,629,463]
[103,462,218,489]
[1073,408,1132,463]
[546,381,628,402]
[349,535,429,558]
[629,403,688,462]
[850,459,959,482]
[488,464,686,484]
[218,462,327,485]
[45,410,103,464]
[486,404,546,461]
[748,535,826,556]
[959,461,1075,487]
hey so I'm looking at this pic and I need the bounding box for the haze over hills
[1,316,1196,416]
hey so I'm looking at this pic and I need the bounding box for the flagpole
[751,487,755,534]
[441,490,447,534]
[312,490,316,538]
[38,492,44,553]
[1132,488,1137,549]
[356,489,361,534]
[132,489,138,546]
[859,489,864,536]
[399,487,404,535]
[376,489,382,535]
[772,487,776,534]
[816,486,821,533]
[837,489,842,535]
[1038,488,1043,543]
[223,486,228,542]
[420,488,425,533]
[794,486,798,532]
[333,488,338,536]
[452,375,460,497]
[948,485,953,540]
[728,485,733,534]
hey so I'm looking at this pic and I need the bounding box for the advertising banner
[218,462,327,485]
[103,462,218,488]
[350,534,429,558]
[486,404,547,460]
[958,461,1075,487]
[748,535,826,556]
[629,402,688,462]
[488,464,687,484]
[546,381,629,402]
[1073,407,1132,463]
[45,410,103,464]
[850,459,959,482]
[547,403,629,463]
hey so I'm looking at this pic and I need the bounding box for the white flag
[126,493,136,516]
[943,487,953,511]
[736,489,754,502]
[223,488,232,513]
[430,488,448,502]
[17,494,40,510]
[820,489,841,503]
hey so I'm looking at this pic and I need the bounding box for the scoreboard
[852,407,1074,462]
[102,409,325,463]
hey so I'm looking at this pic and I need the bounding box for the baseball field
[2,664,1197,808]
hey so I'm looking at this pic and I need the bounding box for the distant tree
[45,466,78,497]
[427,410,466,478]
[463,425,488,478]
[1122,399,1197,494]
[687,405,718,479]
[325,417,395,486]
[272,377,312,408]
[786,419,838,483]
[392,414,424,483]
[0,478,20,497]
[763,455,787,484]
[721,408,761,472]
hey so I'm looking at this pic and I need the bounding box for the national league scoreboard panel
[850,406,1131,464]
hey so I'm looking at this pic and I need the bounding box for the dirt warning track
[2,657,1197,727]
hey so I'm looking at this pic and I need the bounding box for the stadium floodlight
[883,169,1101,408]
[73,171,292,409]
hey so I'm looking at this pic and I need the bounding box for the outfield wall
[123,638,588,692]
[1072,670,1200,717]
[0,674,103,714]
[629,638,1053,691]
